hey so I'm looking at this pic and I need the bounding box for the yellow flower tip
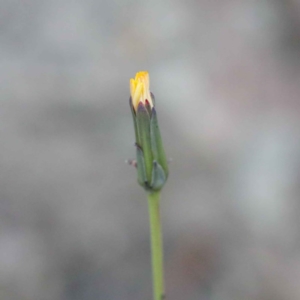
[130,71,153,112]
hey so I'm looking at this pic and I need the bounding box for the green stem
[147,191,165,300]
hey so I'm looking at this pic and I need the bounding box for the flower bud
[129,71,168,191]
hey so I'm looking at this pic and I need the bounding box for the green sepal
[150,108,168,178]
[150,92,155,106]
[129,97,140,145]
[145,99,152,116]
[135,143,148,187]
[136,102,153,183]
[151,161,167,191]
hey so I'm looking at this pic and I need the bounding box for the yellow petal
[130,71,153,111]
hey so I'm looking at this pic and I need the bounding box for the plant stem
[147,191,165,300]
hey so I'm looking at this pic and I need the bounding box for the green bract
[130,95,168,191]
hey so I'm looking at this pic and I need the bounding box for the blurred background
[1,0,300,299]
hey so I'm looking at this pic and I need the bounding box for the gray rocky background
[1,0,300,299]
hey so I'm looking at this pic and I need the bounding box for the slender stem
[147,191,165,300]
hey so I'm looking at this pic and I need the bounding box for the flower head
[129,71,168,191]
[130,71,153,112]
